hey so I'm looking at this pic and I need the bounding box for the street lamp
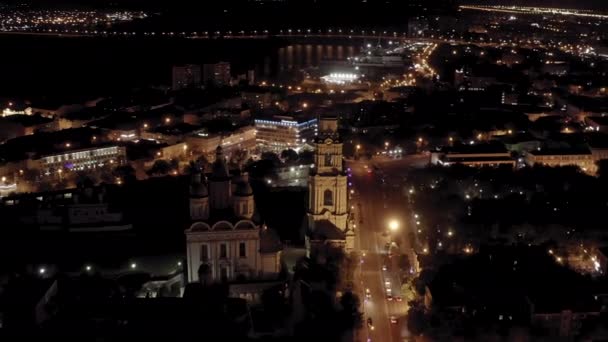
[389,220,399,232]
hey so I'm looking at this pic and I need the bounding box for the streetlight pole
[388,219,399,246]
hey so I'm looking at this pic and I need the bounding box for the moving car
[390,316,398,324]
[365,288,371,299]
[395,296,403,302]
[367,317,374,330]
[387,294,393,301]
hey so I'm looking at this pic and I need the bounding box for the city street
[349,155,427,342]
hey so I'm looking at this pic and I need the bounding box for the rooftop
[443,141,510,155]
[310,220,346,241]
[2,113,53,127]
[529,146,591,156]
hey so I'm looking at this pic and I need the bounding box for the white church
[185,146,282,284]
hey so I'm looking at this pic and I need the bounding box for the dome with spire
[190,172,208,198]
[210,146,230,181]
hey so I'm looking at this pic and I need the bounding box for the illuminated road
[350,155,427,342]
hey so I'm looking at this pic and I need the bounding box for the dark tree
[113,164,137,183]
[169,158,179,171]
[229,149,249,169]
[597,159,608,180]
[407,307,428,336]
[147,160,172,176]
[261,151,282,167]
[280,149,299,163]
[298,149,314,165]
[196,154,210,168]
[339,291,363,330]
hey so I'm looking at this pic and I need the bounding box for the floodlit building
[185,147,282,285]
[321,72,359,85]
[431,142,515,167]
[307,116,354,253]
[524,147,596,174]
[39,145,126,172]
[255,116,317,152]
[185,126,257,159]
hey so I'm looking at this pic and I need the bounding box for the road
[349,155,427,342]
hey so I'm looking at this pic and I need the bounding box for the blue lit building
[254,116,317,152]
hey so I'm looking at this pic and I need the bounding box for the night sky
[5,0,608,10]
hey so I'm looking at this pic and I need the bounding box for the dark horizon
[2,0,608,10]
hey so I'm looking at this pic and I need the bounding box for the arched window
[324,189,334,206]
[325,153,332,167]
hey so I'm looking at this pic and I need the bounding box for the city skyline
[0,0,607,340]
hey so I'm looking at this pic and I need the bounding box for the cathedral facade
[185,146,282,284]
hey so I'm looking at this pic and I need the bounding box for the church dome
[211,146,230,180]
[234,172,253,196]
[190,172,208,198]
[235,182,253,197]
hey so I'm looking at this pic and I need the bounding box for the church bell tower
[308,116,353,250]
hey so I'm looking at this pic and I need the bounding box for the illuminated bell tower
[308,116,353,250]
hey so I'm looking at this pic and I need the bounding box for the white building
[39,145,127,173]
[254,116,317,152]
[307,117,354,253]
[185,126,257,160]
[185,146,282,284]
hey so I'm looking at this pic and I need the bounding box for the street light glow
[389,220,399,232]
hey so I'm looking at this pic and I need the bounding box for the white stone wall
[186,230,262,283]
[309,174,348,230]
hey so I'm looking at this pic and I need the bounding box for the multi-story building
[172,64,202,90]
[185,147,282,284]
[39,145,126,172]
[254,116,317,152]
[203,62,231,87]
[1,184,131,232]
[241,88,282,110]
[185,126,257,160]
[524,147,596,174]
